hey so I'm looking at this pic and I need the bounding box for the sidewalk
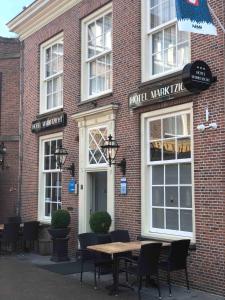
[0,255,223,300]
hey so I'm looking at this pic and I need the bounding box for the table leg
[109,254,119,296]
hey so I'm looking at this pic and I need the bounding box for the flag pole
[208,3,225,34]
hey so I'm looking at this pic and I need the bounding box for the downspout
[16,40,24,217]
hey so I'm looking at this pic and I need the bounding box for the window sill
[140,70,183,88]
[79,92,113,106]
[37,108,63,119]
[138,235,196,250]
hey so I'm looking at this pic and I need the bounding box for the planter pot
[48,228,71,262]
[48,227,70,239]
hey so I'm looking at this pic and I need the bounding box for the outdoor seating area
[76,229,191,298]
[0,219,39,254]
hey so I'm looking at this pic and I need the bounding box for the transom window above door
[88,127,108,165]
[40,34,63,114]
[142,0,190,81]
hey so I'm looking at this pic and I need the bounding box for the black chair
[78,233,112,289]
[21,221,39,252]
[8,216,22,223]
[120,243,162,299]
[159,239,190,296]
[0,223,20,254]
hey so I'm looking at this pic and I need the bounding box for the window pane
[106,72,112,90]
[96,36,104,55]
[150,120,161,140]
[152,187,164,206]
[45,48,51,63]
[52,203,58,215]
[52,173,58,186]
[58,43,63,71]
[51,155,56,170]
[152,31,163,54]
[165,164,178,184]
[180,187,192,208]
[178,42,189,67]
[166,209,178,230]
[47,81,52,95]
[177,138,191,159]
[97,56,106,74]
[152,208,164,228]
[90,61,96,78]
[45,187,51,199]
[150,5,161,29]
[45,203,51,217]
[104,13,112,50]
[150,141,162,161]
[96,17,103,38]
[88,40,95,58]
[152,165,164,185]
[163,139,175,160]
[106,53,112,71]
[44,156,50,170]
[46,62,51,77]
[88,22,95,41]
[180,210,192,232]
[163,117,175,138]
[162,0,175,23]
[90,78,96,95]
[164,47,176,71]
[178,30,189,43]
[180,163,191,184]
[152,53,163,75]
[96,75,105,93]
[45,173,51,187]
[176,114,190,136]
[45,141,50,155]
[164,26,176,49]
[165,187,178,207]
[51,140,56,155]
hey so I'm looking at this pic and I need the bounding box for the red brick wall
[0,37,20,222]
[20,0,225,295]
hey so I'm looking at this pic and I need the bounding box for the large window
[141,105,194,239]
[81,4,112,101]
[142,0,190,81]
[40,34,63,113]
[39,135,62,221]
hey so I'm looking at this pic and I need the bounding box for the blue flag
[175,0,217,35]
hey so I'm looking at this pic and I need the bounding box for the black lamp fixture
[0,142,7,169]
[54,145,75,177]
[101,134,126,176]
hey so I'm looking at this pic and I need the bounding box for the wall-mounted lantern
[101,134,127,176]
[54,145,75,177]
[0,142,7,169]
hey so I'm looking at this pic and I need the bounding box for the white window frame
[141,0,191,82]
[38,132,63,223]
[141,103,195,242]
[81,3,113,101]
[40,33,64,114]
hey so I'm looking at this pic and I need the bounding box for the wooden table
[88,240,170,295]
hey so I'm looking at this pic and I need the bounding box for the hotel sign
[31,112,67,133]
[128,78,191,109]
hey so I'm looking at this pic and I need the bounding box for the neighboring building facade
[0,37,20,222]
[8,0,225,295]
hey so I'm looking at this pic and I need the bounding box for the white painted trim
[141,102,195,242]
[38,132,63,223]
[7,0,83,40]
[72,104,117,234]
[81,3,112,101]
[40,33,64,114]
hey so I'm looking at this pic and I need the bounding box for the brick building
[0,37,20,222]
[8,0,225,295]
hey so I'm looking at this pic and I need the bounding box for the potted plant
[89,211,112,243]
[48,209,71,262]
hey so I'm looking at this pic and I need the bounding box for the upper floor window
[40,34,63,113]
[142,0,190,81]
[81,4,112,101]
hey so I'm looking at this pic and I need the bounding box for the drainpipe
[16,40,24,217]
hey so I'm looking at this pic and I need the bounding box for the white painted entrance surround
[72,104,119,233]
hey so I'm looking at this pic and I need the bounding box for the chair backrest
[78,233,98,249]
[2,223,20,242]
[8,216,22,224]
[110,230,130,243]
[138,243,162,276]
[23,221,39,241]
[168,239,190,270]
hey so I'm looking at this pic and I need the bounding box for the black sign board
[182,60,213,93]
[31,112,67,133]
[128,76,191,109]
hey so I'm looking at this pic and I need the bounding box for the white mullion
[163,164,166,229]
[178,163,181,231]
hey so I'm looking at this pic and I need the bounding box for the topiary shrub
[51,209,71,229]
[89,211,112,234]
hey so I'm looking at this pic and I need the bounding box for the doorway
[88,171,107,216]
